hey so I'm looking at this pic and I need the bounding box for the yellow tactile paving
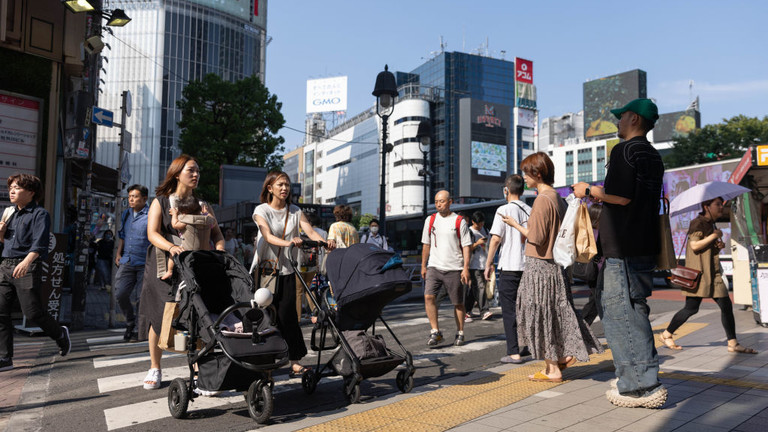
[297,321,709,432]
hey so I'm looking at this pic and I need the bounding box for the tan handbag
[485,267,496,299]
[656,198,677,271]
[158,301,185,353]
[574,203,598,263]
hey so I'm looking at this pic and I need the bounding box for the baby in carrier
[158,195,217,280]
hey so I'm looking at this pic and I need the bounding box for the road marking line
[93,351,183,369]
[87,335,125,344]
[90,341,148,352]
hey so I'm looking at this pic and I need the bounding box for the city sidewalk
[285,297,768,432]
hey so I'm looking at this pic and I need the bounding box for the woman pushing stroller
[251,171,335,377]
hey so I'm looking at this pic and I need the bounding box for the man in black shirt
[0,174,71,372]
[573,98,666,408]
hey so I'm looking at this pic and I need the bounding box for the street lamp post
[372,65,398,236]
[417,120,432,219]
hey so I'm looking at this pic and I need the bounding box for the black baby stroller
[295,242,416,403]
[166,250,289,423]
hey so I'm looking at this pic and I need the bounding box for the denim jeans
[114,264,144,327]
[95,259,112,287]
[598,255,660,395]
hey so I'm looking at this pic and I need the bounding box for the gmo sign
[313,97,342,107]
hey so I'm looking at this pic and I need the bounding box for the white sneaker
[464,314,473,323]
[143,368,162,390]
[606,385,667,409]
[482,311,493,320]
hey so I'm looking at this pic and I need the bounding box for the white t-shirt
[469,226,488,270]
[421,212,472,271]
[251,203,303,275]
[489,200,531,271]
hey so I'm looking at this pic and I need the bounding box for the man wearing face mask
[360,219,389,250]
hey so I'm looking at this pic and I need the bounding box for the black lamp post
[416,120,432,219]
[372,65,398,236]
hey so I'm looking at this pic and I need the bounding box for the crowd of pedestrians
[2,98,761,413]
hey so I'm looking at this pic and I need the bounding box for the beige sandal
[659,332,682,350]
[728,343,757,354]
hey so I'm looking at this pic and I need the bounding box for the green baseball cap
[610,98,659,124]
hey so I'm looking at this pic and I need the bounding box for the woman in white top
[252,171,334,377]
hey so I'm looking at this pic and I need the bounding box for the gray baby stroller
[166,250,289,423]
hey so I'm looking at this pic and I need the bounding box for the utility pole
[108,90,131,327]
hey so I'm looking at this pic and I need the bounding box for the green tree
[356,213,376,229]
[664,115,768,169]
[177,73,285,202]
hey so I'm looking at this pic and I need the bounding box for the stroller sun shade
[325,244,412,310]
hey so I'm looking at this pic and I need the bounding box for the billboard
[654,110,701,143]
[583,69,647,139]
[517,108,536,129]
[459,98,511,198]
[515,58,536,109]
[0,92,42,207]
[306,76,348,114]
[188,0,265,27]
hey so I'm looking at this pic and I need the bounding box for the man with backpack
[421,190,472,347]
[360,219,388,250]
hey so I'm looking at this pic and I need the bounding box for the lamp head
[62,0,95,13]
[372,64,397,115]
[107,9,132,27]
[417,120,432,153]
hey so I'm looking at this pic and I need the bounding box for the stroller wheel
[342,376,361,404]
[301,369,317,395]
[168,378,189,419]
[246,380,273,424]
[396,370,414,394]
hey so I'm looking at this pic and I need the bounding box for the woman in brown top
[502,152,603,382]
[661,197,757,354]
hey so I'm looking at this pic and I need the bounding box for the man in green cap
[572,98,667,408]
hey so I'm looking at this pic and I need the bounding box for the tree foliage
[177,74,285,202]
[664,115,768,169]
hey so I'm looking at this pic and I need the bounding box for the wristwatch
[585,187,591,197]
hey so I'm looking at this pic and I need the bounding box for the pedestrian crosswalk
[82,306,506,430]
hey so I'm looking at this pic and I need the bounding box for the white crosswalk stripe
[85,306,502,430]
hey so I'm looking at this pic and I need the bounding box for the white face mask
[370,226,379,234]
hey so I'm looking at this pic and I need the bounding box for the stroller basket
[330,348,406,379]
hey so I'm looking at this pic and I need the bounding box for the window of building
[565,151,574,186]
[577,148,593,183]
[596,145,606,180]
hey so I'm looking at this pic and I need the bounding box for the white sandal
[143,368,162,390]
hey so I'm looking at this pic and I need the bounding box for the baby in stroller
[158,195,216,280]
[167,250,289,424]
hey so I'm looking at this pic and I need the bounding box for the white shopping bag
[553,193,580,268]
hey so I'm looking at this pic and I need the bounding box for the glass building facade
[98,0,267,191]
[400,52,516,198]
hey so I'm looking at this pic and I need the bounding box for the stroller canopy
[326,243,411,309]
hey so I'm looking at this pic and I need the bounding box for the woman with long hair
[252,171,333,377]
[138,155,226,390]
[660,197,757,354]
[502,152,603,382]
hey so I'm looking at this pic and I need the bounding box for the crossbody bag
[257,209,290,294]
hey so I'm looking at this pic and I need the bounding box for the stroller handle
[289,240,327,250]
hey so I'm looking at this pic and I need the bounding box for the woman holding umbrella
[660,196,757,354]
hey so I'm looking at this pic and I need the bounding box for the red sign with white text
[515,58,533,84]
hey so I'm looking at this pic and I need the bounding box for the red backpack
[428,213,463,243]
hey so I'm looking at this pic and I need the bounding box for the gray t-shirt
[252,203,303,275]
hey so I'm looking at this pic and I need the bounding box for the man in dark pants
[573,98,666,409]
[114,184,150,341]
[0,174,71,371]
[485,175,531,363]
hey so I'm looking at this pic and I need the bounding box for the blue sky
[265,1,768,151]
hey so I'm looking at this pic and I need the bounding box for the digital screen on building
[654,110,701,143]
[583,69,647,139]
[471,141,507,178]
[188,0,265,27]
